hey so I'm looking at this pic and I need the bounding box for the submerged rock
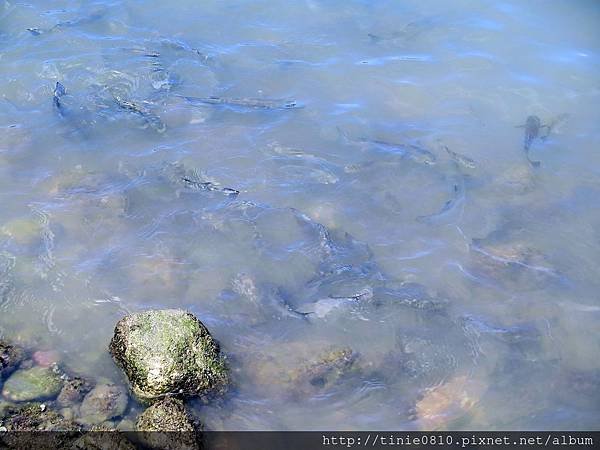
[0,217,43,246]
[0,402,80,431]
[78,383,128,425]
[0,403,81,449]
[1,366,63,402]
[71,428,137,450]
[109,309,228,402]
[136,397,199,450]
[288,347,359,398]
[0,340,25,379]
[0,399,15,418]
[414,374,487,430]
[136,396,196,431]
[32,350,61,368]
[57,376,92,407]
[244,342,362,400]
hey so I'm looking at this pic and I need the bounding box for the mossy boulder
[1,366,63,402]
[78,383,128,425]
[109,309,228,402]
[136,397,195,431]
[0,340,25,379]
[136,397,199,450]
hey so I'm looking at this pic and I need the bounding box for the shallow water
[1,0,600,431]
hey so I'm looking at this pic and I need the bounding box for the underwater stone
[136,396,195,431]
[57,376,92,407]
[109,309,228,402]
[1,366,63,402]
[71,429,137,450]
[0,218,43,246]
[136,397,199,450]
[0,402,80,431]
[0,340,25,380]
[78,383,128,425]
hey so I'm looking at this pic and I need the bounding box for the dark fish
[27,8,106,36]
[368,17,438,45]
[460,316,541,345]
[337,127,436,165]
[26,27,43,36]
[367,33,384,43]
[328,288,373,301]
[293,296,358,319]
[51,82,97,137]
[518,115,548,167]
[381,282,449,311]
[127,48,161,58]
[112,95,166,133]
[262,286,310,320]
[177,94,300,110]
[365,139,437,165]
[416,181,465,224]
[53,82,67,116]
[181,176,240,197]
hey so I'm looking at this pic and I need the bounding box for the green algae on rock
[1,366,63,402]
[109,309,228,402]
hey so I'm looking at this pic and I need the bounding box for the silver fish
[444,145,476,170]
[337,127,436,165]
[162,162,239,197]
[113,95,166,133]
[177,94,300,110]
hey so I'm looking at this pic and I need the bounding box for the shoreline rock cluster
[0,308,228,449]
